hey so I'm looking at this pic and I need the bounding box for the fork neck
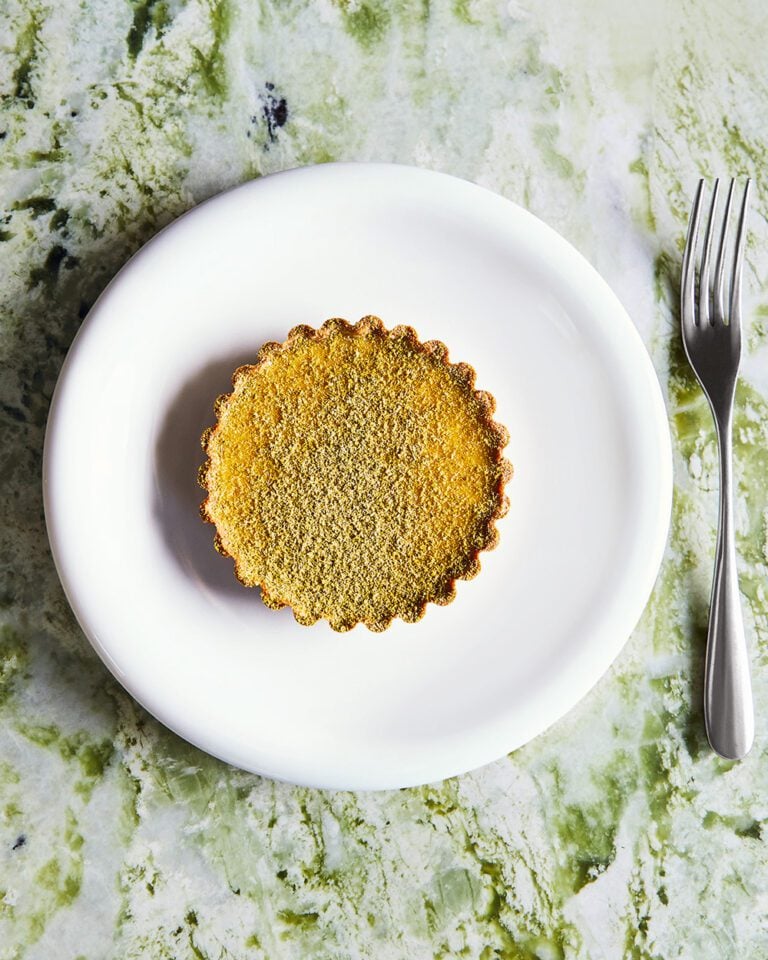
[712,402,735,543]
[712,402,734,456]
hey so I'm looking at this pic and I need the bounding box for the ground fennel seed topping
[199,316,512,632]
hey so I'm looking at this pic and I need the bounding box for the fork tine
[682,179,705,331]
[713,179,735,324]
[699,179,720,326]
[729,178,751,329]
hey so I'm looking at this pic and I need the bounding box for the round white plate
[44,163,671,790]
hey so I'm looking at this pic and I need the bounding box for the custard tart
[199,316,512,632]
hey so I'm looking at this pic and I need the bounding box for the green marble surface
[2,0,768,956]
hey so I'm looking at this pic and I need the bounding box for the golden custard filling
[200,316,512,632]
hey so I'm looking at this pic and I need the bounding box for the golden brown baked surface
[199,316,512,632]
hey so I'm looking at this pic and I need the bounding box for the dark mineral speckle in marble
[258,82,289,145]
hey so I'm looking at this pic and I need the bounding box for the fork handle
[704,413,754,759]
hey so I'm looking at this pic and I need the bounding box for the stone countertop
[2,1,768,957]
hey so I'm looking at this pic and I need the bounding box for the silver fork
[681,177,753,760]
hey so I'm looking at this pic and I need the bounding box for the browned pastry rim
[199,316,512,632]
